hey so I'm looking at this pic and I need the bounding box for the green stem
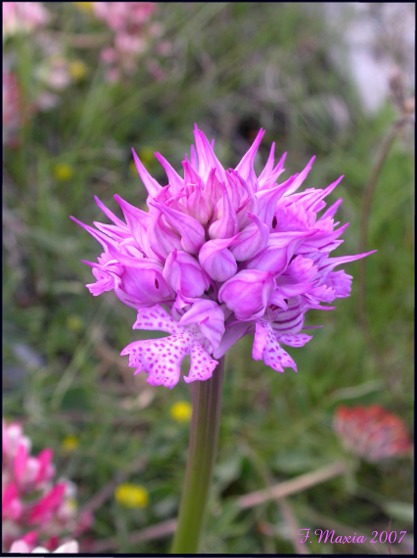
[170,357,225,554]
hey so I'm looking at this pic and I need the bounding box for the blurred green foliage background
[3,2,414,554]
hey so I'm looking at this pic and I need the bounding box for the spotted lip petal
[178,298,225,351]
[74,125,375,387]
[121,335,188,388]
[252,320,310,373]
[121,304,223,388]
[132,304,176,333]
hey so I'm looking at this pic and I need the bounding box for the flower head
[2,419,90,552]
[114,483,149,508]
[170,401,192,423]
[61,435,79,453]
[68,60,88,82]
[91,2,160,80]
[53,163,74,182]
[9,539,78,553]
[73,125,374,388]
[3,2,49,38]
[333,405,412,462]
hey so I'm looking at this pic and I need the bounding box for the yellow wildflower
[53,163,74,182]
[114,484,149,509]
[170,401,192,423]
[67,315,84,333]
[138,147,155,166]
[69,60,88,81]
[61,435,79,452]
[74,2,94,12]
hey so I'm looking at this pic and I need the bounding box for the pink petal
[282,156,315,197]
[133,305,177,334]
[183,342,217,383]
[2,484,21,520]
[178,299,225,352]
[94,195,126,228]
[270,300,305,335]
[324,250,377,272]
[35,448,54,484]
[163,250,210,298]
[253,320,298,372]
[208,182,239,239]
[9,540,31,553]
[230,213,270,261]
[113,194,151,253]
[121,259,173,306]
[151,201,205,255]
[13,442,29,485]
[149,212,182,260]
[277,333,313,347]
[121,335,187,388]
[255,178,293,227]
[219,269,274,321]
[154,151,184,193]
[247,231,312,274]
[29,483,66,524]
[325,270,353,298]
[70,216,120,253]
[274,281,315,298]
[198,237,238,282]
[258,147,287,190]
[234,128,265,188]
[193,124,227,182]
[53,540,79,553]
[131,148,162,198]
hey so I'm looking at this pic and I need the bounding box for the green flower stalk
[171,357,225,553]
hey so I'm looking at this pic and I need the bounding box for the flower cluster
[333,405,412,462]
[91,2,164,82]
[2,3,88,146]
[3,2,49,146]
[9,540,78,554]
[33,45,88,111]
[2,2,49,38]
[2,419,91,552]
[73,126,374,388]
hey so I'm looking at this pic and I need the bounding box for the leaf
[61,387,91,411]
[383,501,414,524]
[214,454,243,490]
[274,450,322,474]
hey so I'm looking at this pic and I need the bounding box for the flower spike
[73,126,375,387]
